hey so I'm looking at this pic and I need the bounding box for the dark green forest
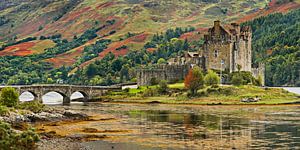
[243,9,300,86]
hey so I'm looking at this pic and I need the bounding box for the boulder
[63,110,87,119]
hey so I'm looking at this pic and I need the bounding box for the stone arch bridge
[0,85,121,105]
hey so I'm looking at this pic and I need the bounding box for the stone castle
[137,21,264,86]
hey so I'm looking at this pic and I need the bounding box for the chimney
[231,22,240,35]
[214,20,221,37]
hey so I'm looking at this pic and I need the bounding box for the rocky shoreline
[0,106,90,150]
[0,107,88,125]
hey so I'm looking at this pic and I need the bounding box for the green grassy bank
[106,84,299,105]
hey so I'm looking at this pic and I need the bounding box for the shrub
[158,80,168,94]
[230,71,257,86]
[123,88,130,93]
[211,84,219,88]
[157,58,167,64]
[204,70,220,86]
[142,88,158,97]
[255,75,263,86]
[184,66,204,96]
[207,87,219,94]
[150,77,159,85]
[109,30,116,35]
[231,74,244,86]
[18,101,45,113]
[198,90,208,97]
[0,87,19,107]
[0,106,9,116]
[0,121,39,149]
[219,87,235,96]
[206,86,235,96]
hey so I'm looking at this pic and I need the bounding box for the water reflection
[42,92,63,104]
[39,104,300,149]
[19,92,35,102]
[96,104,300,149]
[125,108,300,149]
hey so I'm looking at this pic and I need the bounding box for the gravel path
[37,137,90,150]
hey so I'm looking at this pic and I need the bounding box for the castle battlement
[137,21,264,86]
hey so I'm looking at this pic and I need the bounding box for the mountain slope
[3,0,298,42]
[0,0,299,86]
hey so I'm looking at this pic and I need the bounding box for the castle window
[214,50,219,58]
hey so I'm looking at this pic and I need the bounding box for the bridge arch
[70,91,89,102]
[42,91,70,105]
[19,91,37,102]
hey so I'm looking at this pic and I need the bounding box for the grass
[108,84,299,105]
[169,83,185,89]
[29,40,56,54]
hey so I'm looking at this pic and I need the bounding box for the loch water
[43,103,300,150]
[19,88,300,149]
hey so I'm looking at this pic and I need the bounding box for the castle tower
[203,21,253,73]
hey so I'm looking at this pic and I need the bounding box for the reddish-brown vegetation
[184,67,204,95]
[267,49,273,56]
[179,28,208,42]
[72,33,149,70]
[46,46,84,68]
[184,69,194,89]
[35,7,96,40]
[147,48,157,52]
[237,0,300,23]
[45,38,98,68]
[96,2,116,9]
[0,42,36,56]
[61,7,92,22]
[97,16,126,36]
[99,33,148,58]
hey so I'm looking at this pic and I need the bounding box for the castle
[137,21,264,86]
[204,20,252,72]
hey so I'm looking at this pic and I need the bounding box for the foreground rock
[241,97,261,103]
[0,108,88,124]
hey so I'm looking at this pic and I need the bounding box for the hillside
[0,0,298,66]
[2,1,299,40]
[0,0,299,86]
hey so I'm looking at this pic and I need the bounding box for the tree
[184,67,204,96]
[204,70,220,86]
[86,63,98,78]
[157,58,167,64]
[120,64,130,81]
[158,80,168,94]
[89,75,103,85]
[0,121,39,149]
[256,75,263,86]
[231,74,244,86]
[0,87,19,107]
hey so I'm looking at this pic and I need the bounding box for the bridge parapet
[0,85,121,105]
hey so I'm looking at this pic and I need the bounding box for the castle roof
[205,21,251,38]
[187,52,200,58]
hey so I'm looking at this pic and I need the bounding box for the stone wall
[251,63,265,86]
[137,64,193,86]
[137,68,166,86]
[204,42,231,71]
[204,21,253,73]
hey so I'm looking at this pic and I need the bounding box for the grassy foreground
[107,84,299,105]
